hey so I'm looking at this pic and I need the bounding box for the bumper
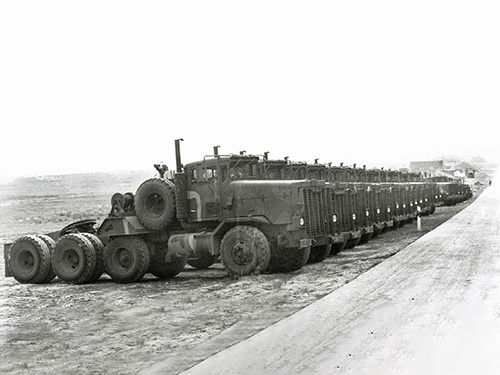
[343,230,361,241]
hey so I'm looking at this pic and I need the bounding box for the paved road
[180,183,500,375]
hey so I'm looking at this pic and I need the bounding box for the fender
[96,216,154,242]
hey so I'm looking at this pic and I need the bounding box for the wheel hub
[145,192,165,217]
[17,250,35,271]
[231,242,253,266]
[61,248,80,272]
[115,247,132,270]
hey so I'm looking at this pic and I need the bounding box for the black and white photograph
[1,1,499,374]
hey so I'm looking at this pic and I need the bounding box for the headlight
[376,208,381,214]
[415,200,418,205]
[403,203,406,208]
[435,195,438,199]
[396,203,399,209]
[366,210,370,217]
[440,194,442,198]
[299,217,305,226]
[410,202,414,207]
[425,198,428,202]
[332,214,337,223]
[352,213,356,221]
[387,207,391,213]
[420,199,423,203]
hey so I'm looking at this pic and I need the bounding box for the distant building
[409,160,444,174]
[453,161,477,178]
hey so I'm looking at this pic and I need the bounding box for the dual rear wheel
[7,235,54,284]
[8,233,105,285]
[52,233,101,284]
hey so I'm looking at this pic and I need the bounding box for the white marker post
[417,206,422,231]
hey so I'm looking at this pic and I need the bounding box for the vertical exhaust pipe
[213,145,220,156]
[175,139,184,172]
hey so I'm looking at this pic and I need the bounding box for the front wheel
[268,246,311,273]
[345,237,361,249]
[359,232,373,244]
[220,226,270,277]
[104,236,150,283]
[307,244,331,264]
[330,240,346,256]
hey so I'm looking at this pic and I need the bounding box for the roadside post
[417,206,422,231]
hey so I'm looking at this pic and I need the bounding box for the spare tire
[135,178,176,230]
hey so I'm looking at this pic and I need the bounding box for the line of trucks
[3,140,473,284]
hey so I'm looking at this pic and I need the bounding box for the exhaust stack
[175,139,184,172]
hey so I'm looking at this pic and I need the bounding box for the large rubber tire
[330,240,347,256]
[220,226,271,277]
[52,233,97,284]
[267,246,311,273]
[80,233,105,282]
[187,249,218,269]
[135,178,176,231]
[307,244,332,264]
[35,234,57,283]
[345,237,361,249]
[163,256,188,278]
[359,232,373,244]
[7,235,52,284]
[147,241,187,279]
[104,236,150,283]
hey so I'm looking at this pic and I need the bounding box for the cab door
[186,162,222,222]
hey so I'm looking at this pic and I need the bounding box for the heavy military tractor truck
[259,157,341,263]
[4,140,320,284]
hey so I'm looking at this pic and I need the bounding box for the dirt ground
[0,177,484,375]
[179,183,500,375]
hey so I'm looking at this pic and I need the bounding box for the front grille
[332,190,349,232]
[303,187,329,237]
[347,190,358,230]
[373,190,383,223]
[356,189,368,226]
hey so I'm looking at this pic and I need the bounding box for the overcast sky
[1,1,498,178]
